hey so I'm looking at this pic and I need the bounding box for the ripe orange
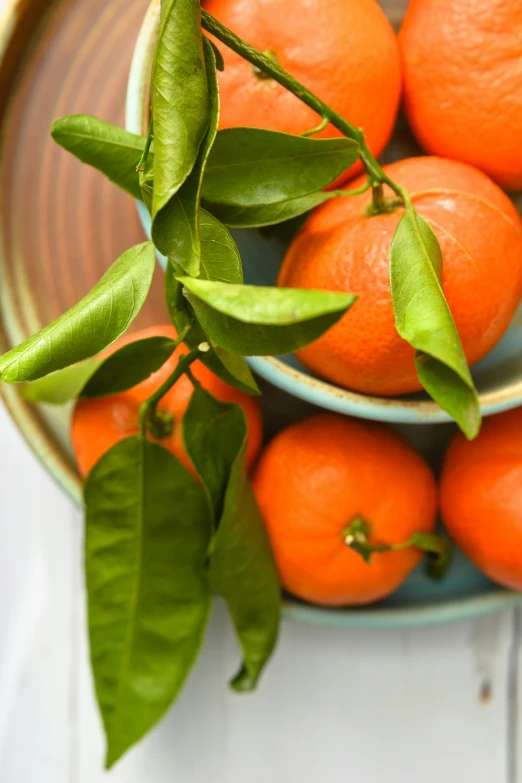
[399,0,522,191]
[72,325,263,477]
[278,156,522,396]
[440,407,522,592]
[251,414,437,606]
[203,0,401,181]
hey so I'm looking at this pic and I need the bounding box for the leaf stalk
[343,516,452,580]
[201,10,410,208]
[138,326,199,437]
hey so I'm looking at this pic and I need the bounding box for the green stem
[371,184,385,211]
[342,517,452,580]
[138,337,208,438]
[301,116,329,137]
[201,10,411,206]
[330,179,372,198]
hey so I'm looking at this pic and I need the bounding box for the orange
[399,0,522,191]
[440,407,522,592]
[203,0,401,181]
[278,156,522,396]
[72,325,263,477]
[251,414,437,606]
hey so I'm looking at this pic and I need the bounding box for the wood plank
[74,588,514,782]
[0,406,78,782]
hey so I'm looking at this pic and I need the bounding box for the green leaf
[152,37,219,275]
[206,37,224,71]
[164,209,243,329]
[51,115,145,200]
[205,191,335,228]
[183,389,280,690]
[85,437,212,768]
[22,337,178,404]
[81,336,177,398]
[165,232,259,394]
[165,262,201,339]
[0,243,156,383]
[212,439,280,691]
[201,129,359,207]
[199,209,243,283]
[415,353,481,439]
[151,0,209,220]
[206,346,260,395]
[22,360,103,404]
[179,277,357,356]
[183,386,246,523]
[390,210,481,439]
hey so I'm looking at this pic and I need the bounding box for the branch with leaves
[0,0,475,767]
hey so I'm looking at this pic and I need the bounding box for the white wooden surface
[0,400,520,782]
[2,0,520,770]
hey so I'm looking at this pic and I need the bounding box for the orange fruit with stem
[252,413,439,606]
[399,0,522,191]
[72,325,263,477]
[440,407,522,592]
[203,0,401,182]
[277,156,522,397]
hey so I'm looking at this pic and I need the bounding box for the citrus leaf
[165,230,258,394]
[182,388,280,690]
[201,129,359,206]
[206,37,225,71]
[22,337,178,404]
[415,353,481,439]
[204,191,335,228]
[152,37,219,275]
[199,209,243,283]
[0,242,155,383]
[151,0,209,220]
[211,439,280,692]
[51,115,145,200]
[22,360,103,404]
[390,210,481,439]
[85,437,212,769]
[81,336,177,397]
[179,277,357,355]
[183,386,245,524]
[207,346,260,395]
[165,262,203,335]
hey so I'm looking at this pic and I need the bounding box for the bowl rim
[124,0,522,627]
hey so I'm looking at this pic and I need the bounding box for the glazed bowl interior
[126,0,522,429]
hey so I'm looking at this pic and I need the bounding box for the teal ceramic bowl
[125,0,522,627]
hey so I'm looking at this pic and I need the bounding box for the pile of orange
[205,0,522,398]
[203,0,522,601]
[251,408,522,606]
[71,0,522,605]
[73,327,522,605]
